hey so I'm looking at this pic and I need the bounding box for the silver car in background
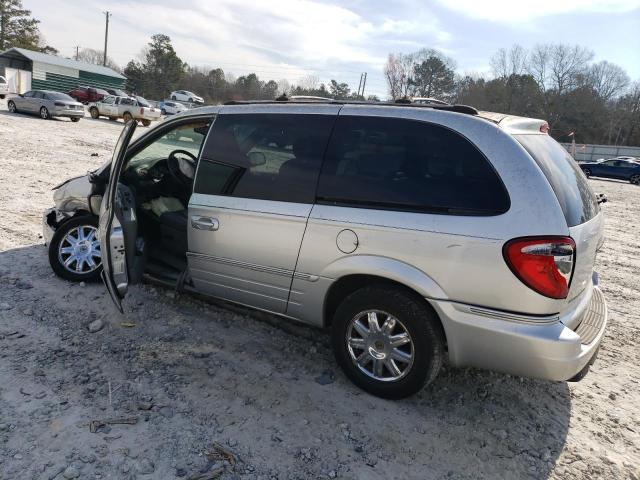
[0,75,8,99]
[7,90,84,122]
[44,100,609,399]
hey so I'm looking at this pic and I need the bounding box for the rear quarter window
[515,135,599,227]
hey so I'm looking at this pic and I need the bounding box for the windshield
[136,96,151,107]
[516,134,599,227]
[46,92,75,101]
[126,121,211,174]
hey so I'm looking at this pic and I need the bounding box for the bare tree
[587,61,630,100]
[528,44,551,91]
[548,44,594,94]
[76,47,119,71]
[384,53,406,100]
[298,74,319,91]
[276,78,291,95]
[491,45,527,79]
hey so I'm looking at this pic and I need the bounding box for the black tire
[123,111,133,123]
[89,107,100,119]
[630,174,640,185]
[48,215,102,282]
[331,285,445,399]
[8,100,17,113]
[40,106,50,120]
[188,97,193,103]
[171,95,177,100]
[71,117,80,123]
[583,168,591,178]
[161,108,167,115]
[141,119,151,127]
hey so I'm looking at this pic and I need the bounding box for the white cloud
[434,0,640,21]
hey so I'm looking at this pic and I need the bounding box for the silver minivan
[45,101,608,398]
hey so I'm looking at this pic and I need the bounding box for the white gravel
[0,98,638,479]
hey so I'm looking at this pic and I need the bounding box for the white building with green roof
[0,47,126,94]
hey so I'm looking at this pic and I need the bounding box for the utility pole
[103,11,111,66]
[74,45,80,61]
[357,73,363,98]
[360,72,367,98]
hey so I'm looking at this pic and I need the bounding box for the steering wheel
[167,149,197,187]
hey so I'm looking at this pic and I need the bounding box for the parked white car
[0,76,8,99]
[170,90,204,104]
[160,101,188,115]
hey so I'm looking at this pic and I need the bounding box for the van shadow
[0,244,570,479]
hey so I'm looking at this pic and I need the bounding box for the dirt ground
[0,98,638,480]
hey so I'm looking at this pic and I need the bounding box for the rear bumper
[52,106,84,118]
[430,285,608,381]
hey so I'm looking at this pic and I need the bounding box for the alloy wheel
[40,107,49,119]
[583,168,591,178]
[8,101,16,113]
[346,310,414,382]
[631,174,640,185]
[58,225,102,274]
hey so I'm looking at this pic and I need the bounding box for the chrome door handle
[191,216,219,231]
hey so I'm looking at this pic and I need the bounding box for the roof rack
[224,96,478,115]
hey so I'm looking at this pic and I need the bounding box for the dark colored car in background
[67,86,109,104]
[579,158,640,185]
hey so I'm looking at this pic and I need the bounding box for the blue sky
[25,0,640,98]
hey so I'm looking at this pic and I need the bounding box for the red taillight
[140,108,144,114]
[503,237,575,299]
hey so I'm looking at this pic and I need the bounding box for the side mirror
[247,151,266,167]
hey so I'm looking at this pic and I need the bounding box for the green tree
[411,55,455,100]
[208,68,226,99]
[0,0,54,52]
[141,34,185,99]
[329,79,350,99]
[123,60,145,94]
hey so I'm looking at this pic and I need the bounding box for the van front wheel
[331,285,445,399]
[48,215,102,282]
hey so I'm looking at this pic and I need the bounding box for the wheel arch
[320,253,449,332]
[48,209,95,230]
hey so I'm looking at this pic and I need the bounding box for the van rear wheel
[331,285,444,399]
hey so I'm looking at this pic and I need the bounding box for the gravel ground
[0,98,639,480]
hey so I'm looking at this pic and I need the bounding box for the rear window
[515,135,599,227]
